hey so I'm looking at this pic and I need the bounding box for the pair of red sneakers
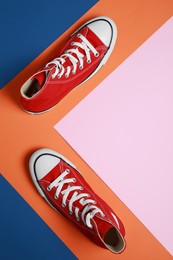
[20,16,126,253]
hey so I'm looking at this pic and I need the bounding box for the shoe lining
[24,79,41,98]
[104,227,125,253]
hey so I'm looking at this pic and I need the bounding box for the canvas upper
[20,16,117,114]
[29,148,126,253]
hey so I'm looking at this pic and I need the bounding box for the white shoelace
[45,33,99,79]
[47,169,104,228]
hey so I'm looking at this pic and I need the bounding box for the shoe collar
[91,213,126,253]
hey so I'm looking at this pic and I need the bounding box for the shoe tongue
[62,27,103,67]
[94,216,114,240]
[86,27,105,48]
[33,71,47,88]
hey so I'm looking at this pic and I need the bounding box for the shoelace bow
[45,33,99,79]
[47,169,104,228]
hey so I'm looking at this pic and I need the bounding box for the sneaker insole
[25,79,41,97]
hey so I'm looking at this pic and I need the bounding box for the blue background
[0,174,77,259]
[0,0,98,88]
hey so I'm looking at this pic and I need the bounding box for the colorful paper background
[0,0,173,259]
[56,17,173,255]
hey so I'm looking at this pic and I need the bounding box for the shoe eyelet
[47,186,51,191]
[65,74,69,78]
[71,42,75,46]
[94,52,99,57]
[72,70,76,74]
[93,201,97,204]
[58,75,61,79]
[80,187,83,190]
[62,203,66,207]
[69,210,73,215]
[66,169,70,173]
[87,59,91,64]
[77,33,81,38]
[87,194,90,198]
[72,178,76,183]
[76,217,80,221]
[54,195,58,200]
[79,65,83,70]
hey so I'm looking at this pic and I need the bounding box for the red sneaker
[29,148,126,253]
[20,16,117,114]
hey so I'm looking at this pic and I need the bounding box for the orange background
[0,0,173,259]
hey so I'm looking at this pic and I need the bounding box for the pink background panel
[55,18,173,255]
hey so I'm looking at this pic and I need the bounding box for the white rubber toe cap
[29,148,77,184]
[88,18,114,47]
[30,149,60,181]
